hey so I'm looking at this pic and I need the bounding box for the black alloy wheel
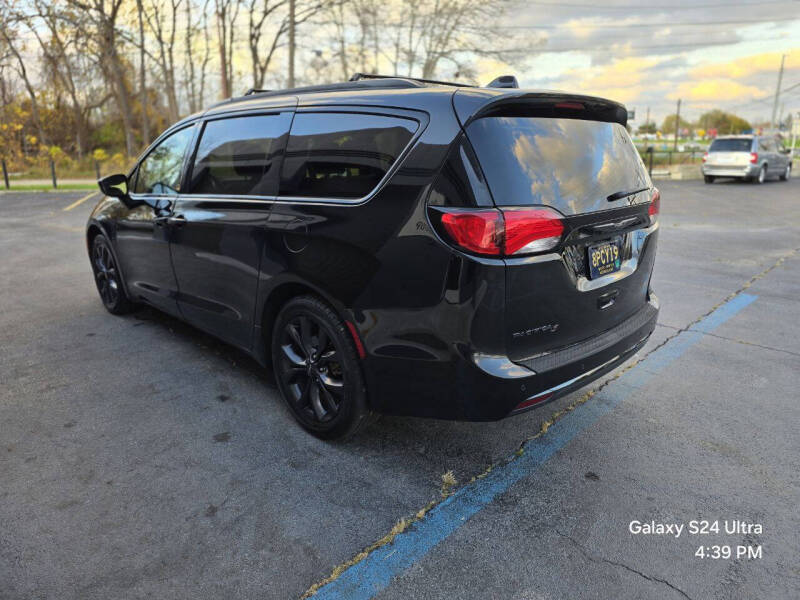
[272,296,369,439]
[91,236,133,314]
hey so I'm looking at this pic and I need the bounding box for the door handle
[154,214,186,227]
[167,215,187,226]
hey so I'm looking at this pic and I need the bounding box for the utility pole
[770,54,786,132]
[673,98,681,151]
[288,0,296,88]
[646,106,650,128]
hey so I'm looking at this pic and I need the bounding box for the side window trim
[129,122,199,198]
[275,106,429,205]
[182,109,294,199]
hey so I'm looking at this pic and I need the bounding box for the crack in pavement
[694,330,800,358]
[555,530,693,600]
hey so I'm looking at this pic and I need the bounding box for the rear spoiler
[453,89,628,128]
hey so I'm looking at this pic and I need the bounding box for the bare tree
[245,0,326,90]
[246,0,288,89]
[0,25,48,146]
[183,0,212,113]
[328,0,520,83]
[136,0,150,142]
[140,0,182,122]
[214,0,241,98]
[63,0,137,156]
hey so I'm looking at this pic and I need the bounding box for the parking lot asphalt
[1,178,799,600]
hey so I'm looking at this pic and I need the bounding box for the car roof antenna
[485,75,519,89]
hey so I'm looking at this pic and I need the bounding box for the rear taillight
[648,188,660,224]
[435,207,565,257]
[439,210,502,256]
[702,152,708,163]
[750,152,758,164]
[503,208,565,254]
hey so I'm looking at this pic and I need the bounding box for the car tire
[753,165,767,184]
[779,164,791,181]
[271,295,371,440]
[90,235,134,315]
[704,175,715,184]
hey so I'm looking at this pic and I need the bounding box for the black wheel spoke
[320,372,343,392]
[286,323,306,355]
[318,382,340,413]
[299,316,314,351]
[281,342,306,367]
[282,365,306,383]
[316,327,328,355]
[318,349,337,364]
[309,383,327,420]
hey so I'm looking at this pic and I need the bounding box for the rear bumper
[365,294,659,421]
[702,164,759,178]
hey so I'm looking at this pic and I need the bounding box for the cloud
[544,56,669,103]
[689,48,800,79]
[668,79,762,102]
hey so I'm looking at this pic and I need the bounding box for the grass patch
[1,183,97,192]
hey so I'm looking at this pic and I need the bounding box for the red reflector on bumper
[514,392,553,412]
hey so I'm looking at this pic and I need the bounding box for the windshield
[466,117,650,214]
[709,138,752,153]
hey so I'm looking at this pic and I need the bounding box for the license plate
[588,239,622,279]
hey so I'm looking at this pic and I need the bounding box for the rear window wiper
[607,186,649,202]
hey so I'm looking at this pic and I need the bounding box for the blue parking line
[311,293,758,600]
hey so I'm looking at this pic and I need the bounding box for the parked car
[702,135,792,184]
[87,74,660,439]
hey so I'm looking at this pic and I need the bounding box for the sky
[472,0,800,128]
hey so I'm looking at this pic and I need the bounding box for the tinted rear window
[466,117,649,213]
[709,138,752,152]
[279,112,418,199]
[187,113,292,196]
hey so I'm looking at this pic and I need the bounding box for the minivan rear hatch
[459,94,658,364]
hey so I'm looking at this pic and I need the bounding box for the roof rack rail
[243,88,270,96]
[349,72,474,88]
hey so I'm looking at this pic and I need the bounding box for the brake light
[440,209,502,255]
[436,207,565,256]
[750,152,758,164]
[702,152,708,163]
[648,188,660,224]
[554,101,585,110]
[503,208,565,254]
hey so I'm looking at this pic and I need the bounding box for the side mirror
[781,148,791,154]
[98,173,129,199]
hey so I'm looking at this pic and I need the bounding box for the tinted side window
[279,112,418,199]
[428,134,494,208]
[187,113,292,196]
[134,126,194,195]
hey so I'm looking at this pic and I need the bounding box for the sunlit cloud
[668,79,763,102]
[689,48,800,79]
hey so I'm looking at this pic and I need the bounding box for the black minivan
[88,75,659,438]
